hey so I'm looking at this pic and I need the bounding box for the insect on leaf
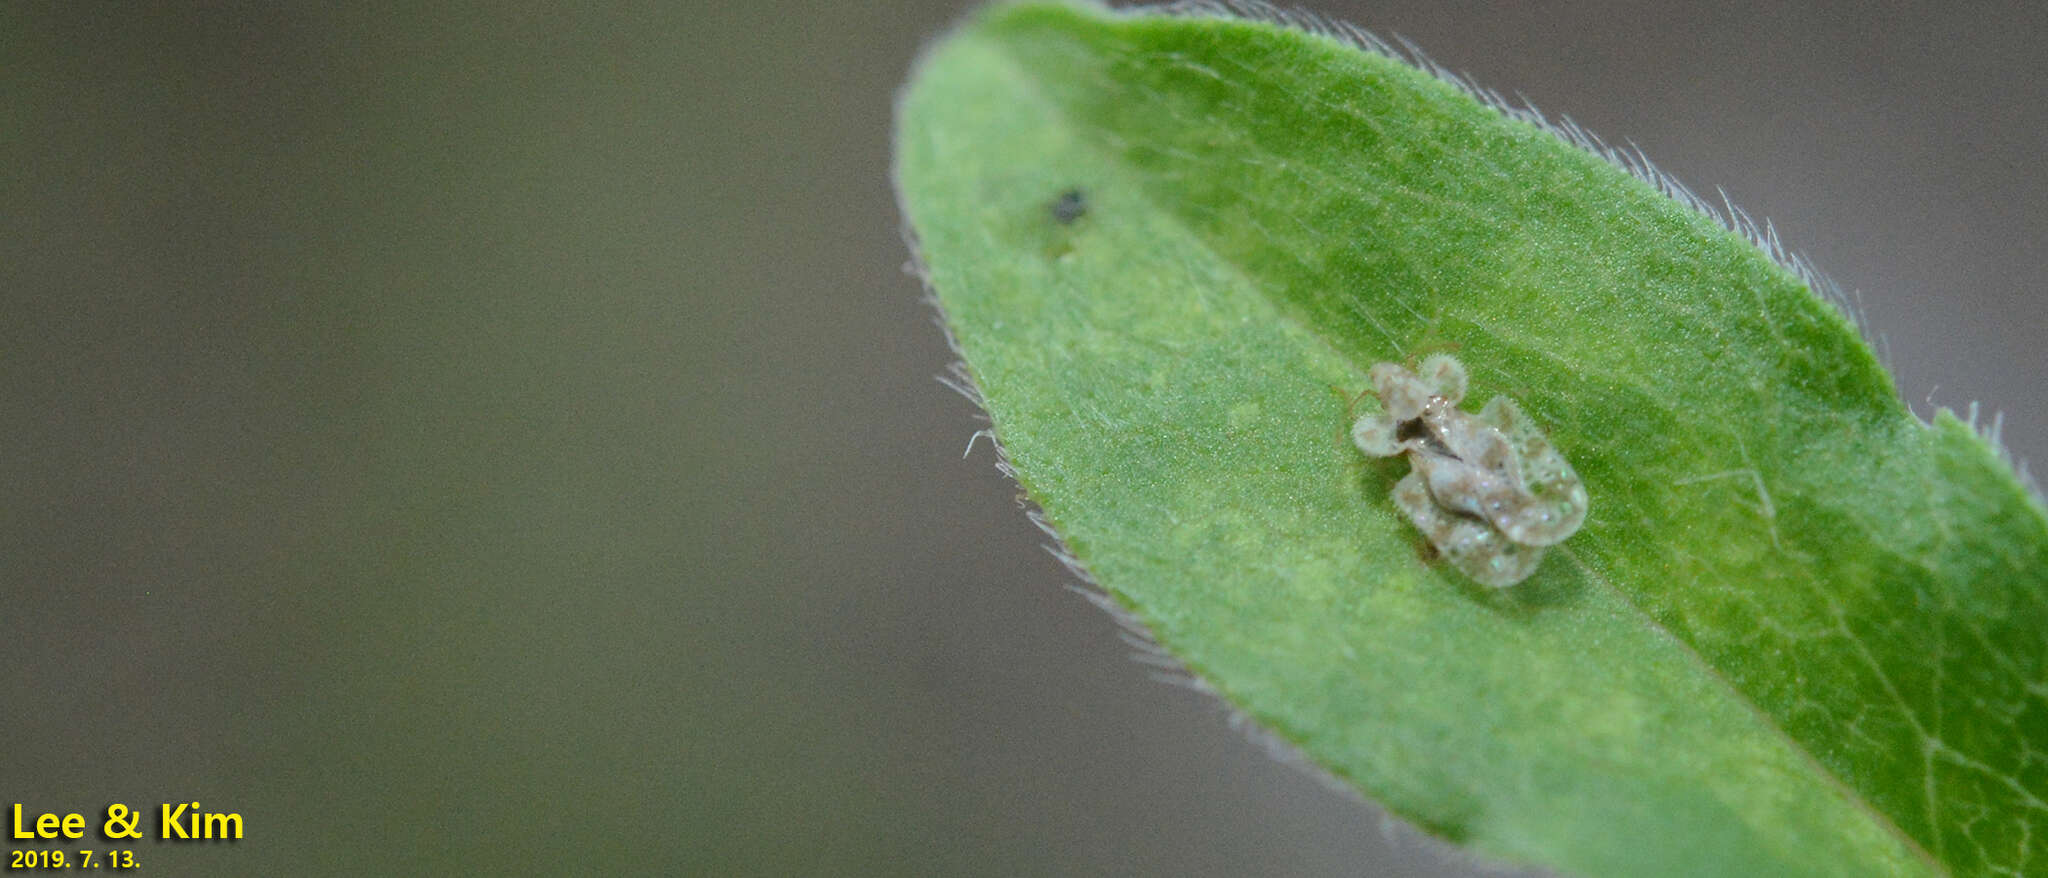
[894,3,2048,876]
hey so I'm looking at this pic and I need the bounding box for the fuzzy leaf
[894,3,2048,875]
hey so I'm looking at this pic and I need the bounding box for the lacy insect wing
[1350,356,1586,586]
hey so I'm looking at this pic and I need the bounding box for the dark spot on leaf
[1050,187,1087,224]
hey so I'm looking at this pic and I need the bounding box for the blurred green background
[4,2,2042,875]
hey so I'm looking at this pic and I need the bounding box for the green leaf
[893,3,2048,875]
